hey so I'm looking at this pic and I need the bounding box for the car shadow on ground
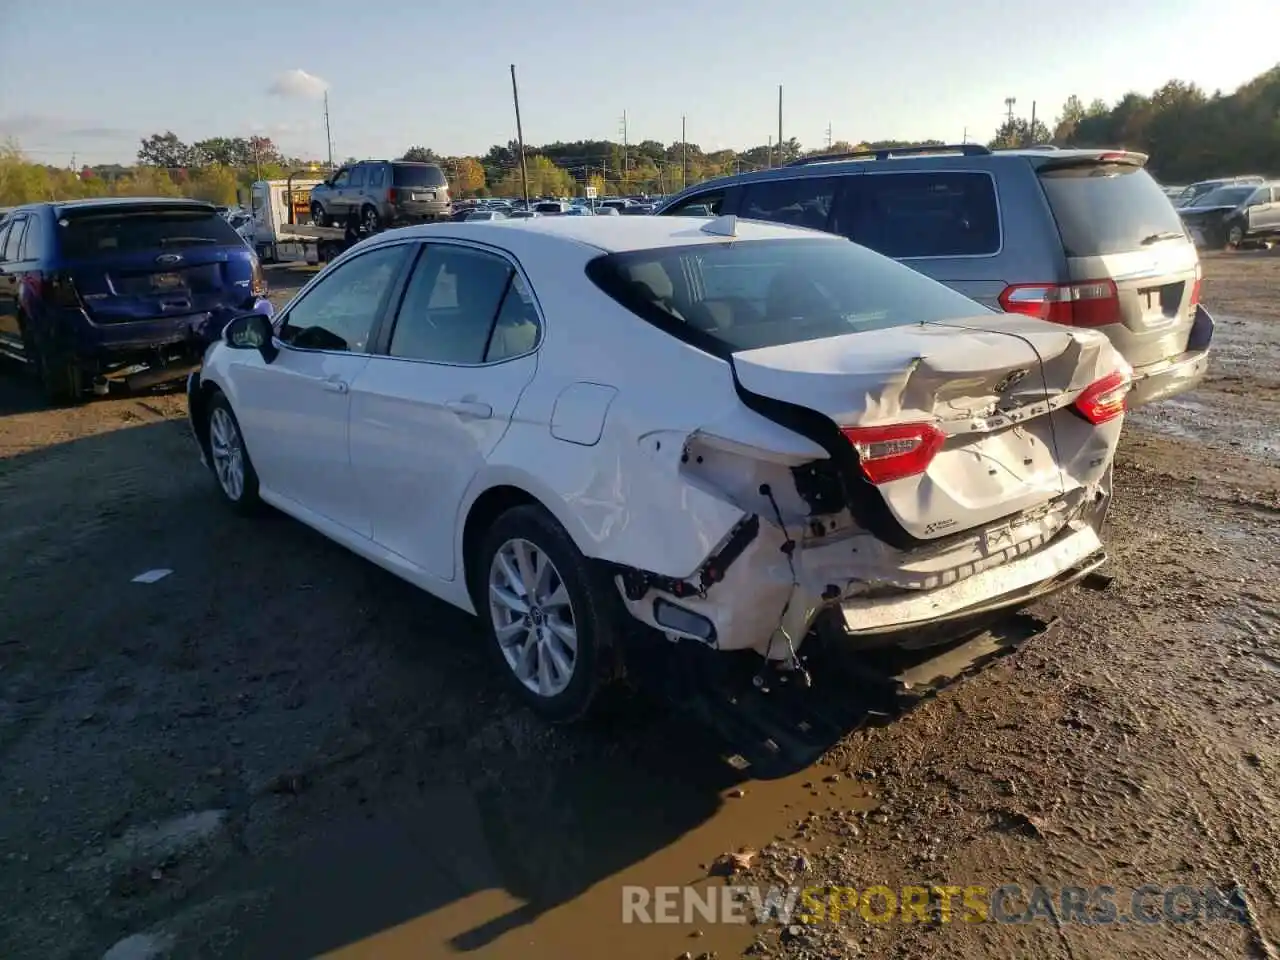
[0,408,1039,959]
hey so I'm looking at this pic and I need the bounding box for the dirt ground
[0,255,1277,960]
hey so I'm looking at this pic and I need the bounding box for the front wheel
[311,203,328,227]
[1227,222,1245,248]
[475,505,620,723]
[206,392,262,513]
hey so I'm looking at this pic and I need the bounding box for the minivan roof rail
[788,143,992,166]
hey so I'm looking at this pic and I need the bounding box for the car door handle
[446,399,493,419]
[322,379,349,394]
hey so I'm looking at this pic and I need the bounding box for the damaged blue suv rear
[0,198,271,404]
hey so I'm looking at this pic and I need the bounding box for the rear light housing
[39,271,84,309]
[1189,262,1203,307]
[387,188,396,204]
[999,279,1121,327]
[841,423,946,485]
[1072,370,1132,425]
[249,255,267,297]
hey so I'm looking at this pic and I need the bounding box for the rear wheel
[475,505,620,723]
[206,391,261,513]
[311,202,328,227]
[361,205,381,233]
[33,341,83,406]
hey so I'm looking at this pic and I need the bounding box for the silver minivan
[657,145,1212,408]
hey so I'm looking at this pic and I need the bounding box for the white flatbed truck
[242,174,351,265]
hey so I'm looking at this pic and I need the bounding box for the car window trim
[849,168,1004,261]
[367,237,545,367]
[273,240,418,358]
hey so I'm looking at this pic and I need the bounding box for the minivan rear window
[392,164,448,188]
[845,172,1001,258]
[58,207,243,259]
[586,237,992,354]
[1038,162,1186,257]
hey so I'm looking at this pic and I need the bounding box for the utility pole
[961,126,968,144]
[825,122,833,150]
[1003,96,1017,126]
[777,85,783,162]
[681,115,688,190]
[619,110,628,191]
[510,64,530,207]
[323,91,333,170]
[767,135,773,169]
[1028,100,1037,145]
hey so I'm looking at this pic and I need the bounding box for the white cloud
[267,69,329,100]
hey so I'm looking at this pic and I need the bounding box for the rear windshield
[586,237,992,353]
[534,202,563,213]
[57,207,244,259]
[1037,162,1186,257]
[392,164,448,188]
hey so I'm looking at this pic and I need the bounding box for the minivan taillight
[841,423,946,485]
[999,279,1121,327]
[1072,370,1132,425]
[1189,262,1203,306]
[387,188,396,204]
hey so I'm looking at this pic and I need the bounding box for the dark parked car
[309,160,453,231]
[0,198,269,404]
[1178,182,1280,249]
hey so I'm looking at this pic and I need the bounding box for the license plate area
[151,272,185,291]
[1140,282,1184,319]
[411,193,435,202]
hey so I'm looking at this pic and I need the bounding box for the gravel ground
[0,255,1276,960]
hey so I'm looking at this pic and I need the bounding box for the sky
[2,0,1278,167]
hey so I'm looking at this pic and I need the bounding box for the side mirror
[224,313,278,363]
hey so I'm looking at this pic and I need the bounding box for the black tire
[361,205,381,233]
[311,203,328,227]
[1227,221,1245,248]
[33,341,83,406]
[205,390,262,514]
[473,505,621,723]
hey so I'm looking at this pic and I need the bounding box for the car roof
[381,215,831,254]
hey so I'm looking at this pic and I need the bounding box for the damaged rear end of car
[586,229,1129,663]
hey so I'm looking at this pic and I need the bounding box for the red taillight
[840,423,946,485]
[387,188,396,203]
[1189,262,1203,306]
[998,279,1120,327]
[1072,370,1132,425]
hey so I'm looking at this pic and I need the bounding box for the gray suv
[657,144,1212,408]
[310,160,452,231]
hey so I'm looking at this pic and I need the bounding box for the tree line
[2,65,1276,207]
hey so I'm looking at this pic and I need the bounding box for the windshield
[58,207,244,259]
[1037,162,1186,257]
[586,237,992,353]
[392,164,448,188]
[1194,186,1253,207]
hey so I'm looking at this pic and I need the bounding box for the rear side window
[844,172,1000,258]
[1,218,25,262]
[392,164,448,188]
[1038,163,1186,257]
[19,215,44,260]
[58,208,244,259]
[367,165,385,188]
[349,166,367,188]
[740,177,838,231]
[586,237,991,354]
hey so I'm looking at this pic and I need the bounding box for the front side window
[661,191,724,217]
[843,172,1000,258]
[740,177,838,231]
[331,169,351,188]
[587,237,990,354]
[388,245,532,364]
[279,244,408,352]
[348,166,367,188]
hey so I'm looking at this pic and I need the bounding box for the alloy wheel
[487,538,578,698]
[209,407,246,501]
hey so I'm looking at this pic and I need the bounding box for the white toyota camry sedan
[188,215,1131,722]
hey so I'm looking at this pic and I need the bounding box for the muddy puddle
[1128,312,1280,465]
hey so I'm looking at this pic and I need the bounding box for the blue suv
[0,198,270,404]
